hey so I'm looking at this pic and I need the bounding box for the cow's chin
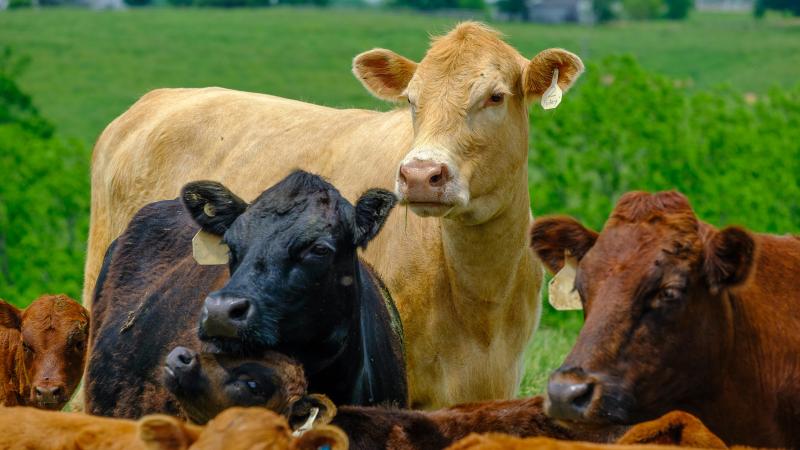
[406,202,456,218]
[200,337,264,356]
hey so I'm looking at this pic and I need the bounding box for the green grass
[1,8,798,397]
[1,9,799,146]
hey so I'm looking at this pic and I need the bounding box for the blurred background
[0,0,798,395]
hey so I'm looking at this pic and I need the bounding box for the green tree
[0,49,89,306]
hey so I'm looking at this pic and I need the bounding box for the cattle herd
[0,20,798,450]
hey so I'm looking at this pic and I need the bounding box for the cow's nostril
[51,386,63,398]
[177,352,193,366]
[570,382,594,409]
[228,299,250,321]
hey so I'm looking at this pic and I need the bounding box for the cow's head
[187,407,348,450]
[163,347,338,435]
[0,295,89,410]
[183,171,396,365]
[163,346,307,425]
[353,22,583,222]
[531,191,755,424]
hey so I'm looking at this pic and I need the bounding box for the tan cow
[85,22,584,407]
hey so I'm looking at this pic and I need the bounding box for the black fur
[86,171,406,418]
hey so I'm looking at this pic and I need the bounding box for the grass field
[1,9,799,146]
[1,8,798,396]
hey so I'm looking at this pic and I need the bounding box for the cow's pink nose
[398,161,450,202]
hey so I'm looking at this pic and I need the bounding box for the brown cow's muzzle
[32,382,66,410]
[397,160,452,206]
[546,367,633,424]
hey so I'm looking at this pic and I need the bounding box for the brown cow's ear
[530,216,598,274]
[353,49,418,102]
[522,48,584,101]
[181,181,248,236]
[289,394,337,430]
[292,425,349,450]
[138,416,201,450]
[704,226,756,295]
[0,300,21,329]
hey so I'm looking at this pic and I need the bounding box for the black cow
[86,170,407,419]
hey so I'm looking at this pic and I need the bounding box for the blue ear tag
[319,445,331,450]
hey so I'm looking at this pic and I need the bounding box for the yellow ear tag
[540,68,562,110]
[548,252,582,310]
[192,230,230,265]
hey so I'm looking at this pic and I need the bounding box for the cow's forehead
[583,223,701,280]
[414,24,524,91]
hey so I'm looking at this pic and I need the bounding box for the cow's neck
[698,242,800,447]
[440,162,533,311]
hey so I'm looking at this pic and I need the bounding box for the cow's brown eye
[651,287,683,311]
[22,342,33,354]
[488,93,505,105]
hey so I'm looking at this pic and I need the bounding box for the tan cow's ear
[353,49,418,102]
[522,48,584,101]
[138,416,201,450]
[0,300,21,329]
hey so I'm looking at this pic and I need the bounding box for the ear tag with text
[540,68,562,110]
[548,252,582,310]
[192,230,230,265]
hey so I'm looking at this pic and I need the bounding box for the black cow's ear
[181,181,248,236]
[353,189,397,248]
[0,299,21,329]
[530,216,598,274]
[704,226,756,295]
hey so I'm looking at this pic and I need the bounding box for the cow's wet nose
[201,296,253,338]
[34,385,64,406]
[166,346,198,376]
[546,368,596,421]
[398,160,450,202]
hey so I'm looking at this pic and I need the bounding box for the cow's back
[84,88,411,310]
[86,199,228,418]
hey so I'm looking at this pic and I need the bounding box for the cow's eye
[22,342,33,354]
[651,287,684,311]
[309,243,333,257]
[74,340,85,352]
[487,93,505,105]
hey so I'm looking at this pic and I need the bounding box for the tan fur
[0,406,347,450]
[83,22,583,408]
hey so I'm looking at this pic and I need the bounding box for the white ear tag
[192,230,230,265]
[540,68,562,110]
[292,407,319,437]
[548,252,582,310]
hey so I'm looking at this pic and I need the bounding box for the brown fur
[0,295,88,409]
[84,21,584,407]
[0,406,347,450]
[531,191,800,447]
[446,410,728,450]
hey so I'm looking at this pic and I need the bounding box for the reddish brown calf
[0,294,89,409]
[531,191,800,447]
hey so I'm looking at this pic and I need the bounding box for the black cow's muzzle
[200,295,255,339]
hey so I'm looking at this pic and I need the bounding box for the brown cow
[0,406,347,450]
[166,352,725,450]
[531,191,800,448]
[84,21,585,407]
[0,294,88,409]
